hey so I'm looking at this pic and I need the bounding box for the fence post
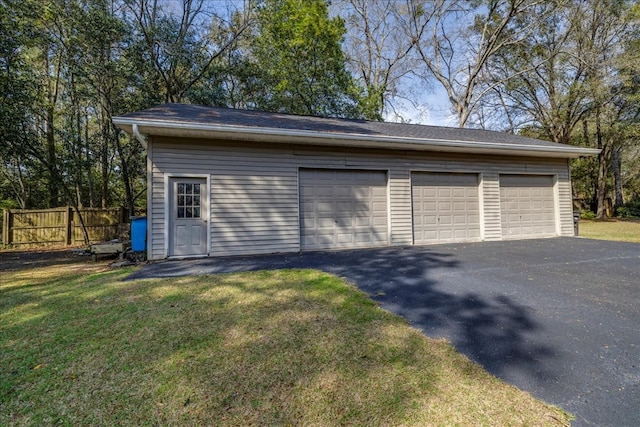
[2,209,10,246]
[65,206,73,245]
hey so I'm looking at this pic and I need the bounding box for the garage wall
[149,141,300,258]
[148,137,574,259]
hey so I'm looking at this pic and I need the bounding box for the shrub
[581,210,596,220]
[616,199,640,218]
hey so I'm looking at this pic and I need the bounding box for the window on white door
[176,183,201,219]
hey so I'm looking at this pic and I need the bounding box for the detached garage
[113,104,598,260]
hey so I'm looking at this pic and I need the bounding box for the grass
[579,218,640,243]
[1,261,572,426]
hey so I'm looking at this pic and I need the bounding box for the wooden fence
[2,207,130,248]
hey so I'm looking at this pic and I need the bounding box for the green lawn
[579,219,640,243]
[1,261,571,426]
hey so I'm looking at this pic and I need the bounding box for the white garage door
[500,174,556,239]
[299,169,388,250]
[412,172,481,244]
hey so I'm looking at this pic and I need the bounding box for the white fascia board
[112,117,601,158]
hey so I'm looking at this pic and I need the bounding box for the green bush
[616,199,640,218]
[581,210,596,220]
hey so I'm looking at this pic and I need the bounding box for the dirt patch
[0,247,106,272]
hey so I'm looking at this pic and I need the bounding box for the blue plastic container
[131,216,147,252]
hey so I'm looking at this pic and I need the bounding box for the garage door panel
[373,216,388,226]
[301,235,315,246]
[422,188,437,198]
[374,232,387,242]
[424,230,437,240]
[355,232,371,243]
[319,186,336,197]
[412,172,481,244]
[423,215,437,225]
[337,233,353,244]
[316,235,334,245]
[356,217,371,227]
[500,175,556,239]
[450,188,465,198]
[299,169,389,250]
[439,230,454,239]
[453,201,467,210]
[453,214,469,224]
[438,201,452,211]
[336,201,353,212]
[301,217,316,228]
[371,187,387,197]
[438,188,452,198]
[422,201,436,211]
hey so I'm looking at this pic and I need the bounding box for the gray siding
[557,162,575,236]
[482,172,502,240]
[148,138,574,260]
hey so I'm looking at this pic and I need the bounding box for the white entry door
[169,178,208,257]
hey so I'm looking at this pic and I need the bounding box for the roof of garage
[113,103,600,158]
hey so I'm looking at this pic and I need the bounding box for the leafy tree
[247,0,362,118]
[123,0,252,106]
[0,0,44,209]
[481,0,639,217]
[2,0,637,227]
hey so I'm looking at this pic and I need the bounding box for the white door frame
[164,173,210,258]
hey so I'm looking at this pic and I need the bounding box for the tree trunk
[100,110,110,208]
[612,145,624,211]
[85,108,96,207]
[113,127,135,216]
[72,205,91,246]
[594,109,607,219]
[45,105,59,207]
[595,144,611,219]
[73,74,84,208]
[44,44,63,208]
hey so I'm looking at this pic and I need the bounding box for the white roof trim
[113,117,601,159]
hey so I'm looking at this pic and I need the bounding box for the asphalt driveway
[127,237,640,426]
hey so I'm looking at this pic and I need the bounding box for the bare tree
[409,0,550,128]
[335,0,432,120]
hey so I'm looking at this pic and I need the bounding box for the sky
[386,92,458,126]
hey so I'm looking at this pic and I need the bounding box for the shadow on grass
[1,265,566,426]
[128,246,558,384]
